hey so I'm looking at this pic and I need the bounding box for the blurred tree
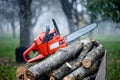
[60,0,120,37]
[18,0,32,47]
[61,0,75,32]
[80,0,120,23]
[60,0,90,33]
[7,1,19,38]
[31,0,50,28]
[60,0,78,33]
[18,0,51,46]
[0,0,19,38]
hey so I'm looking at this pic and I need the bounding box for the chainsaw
[23,19,97,63]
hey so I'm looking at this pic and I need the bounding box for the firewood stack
[16,38,106,80]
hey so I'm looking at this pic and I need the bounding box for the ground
[0,57,18,80]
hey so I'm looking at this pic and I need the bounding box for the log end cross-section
[16,66,35,80]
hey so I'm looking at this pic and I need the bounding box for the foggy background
[0,0,120,42]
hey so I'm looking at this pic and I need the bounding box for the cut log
[26,41,83,79]
[83,76,93,80]
[16,66,35,80]
[83,71,97,80]
[63,60,100,80]
[49,42,95,80]
[49,51,86,80]
[81,38,100,47]
[82,44,105,68]
[83,75,96,80]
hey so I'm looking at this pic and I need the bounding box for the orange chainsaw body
[23,28,66,63]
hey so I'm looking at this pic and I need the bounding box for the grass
[0,65,16,80]
[0,34,19,80]
[0,34,120,80]
[0,35,19,60]
[99,40,120,80]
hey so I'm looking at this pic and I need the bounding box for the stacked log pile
[16,39,106,80]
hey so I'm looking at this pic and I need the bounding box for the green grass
[0,35,120,80]
[0,35,19,60]
[98,40,120,80]
[0,65,17,80]
[0,35,19,80]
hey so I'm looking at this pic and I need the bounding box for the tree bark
[63,60,100,80]
[82,45,105,68]
[82,74,96,80]
[27,41,83,79]
[18,0,32,47]
[49,41,95,80]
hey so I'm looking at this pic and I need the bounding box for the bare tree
[18,0,32,47]
[60,0,87,33]
[60,0,76,33]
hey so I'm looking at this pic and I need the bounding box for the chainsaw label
[50,42,59,50]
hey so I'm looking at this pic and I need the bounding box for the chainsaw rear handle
[23,43,45,63]
[23,43,35,62]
